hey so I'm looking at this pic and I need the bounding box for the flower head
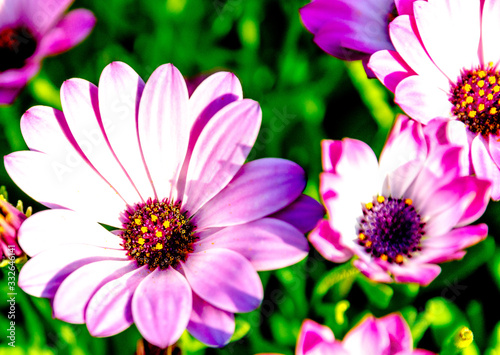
[295,314,436,355]
[0,0,95,104]
[369,0,500,199]
[0,190,29,265]
[6,62,323,348]
[310,115,490,285]
[299,0,415,71]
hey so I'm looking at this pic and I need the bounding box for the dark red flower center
[357,196,424,264]
[0,26,37,72]
[450,65,500,136]
[120,199,198,270]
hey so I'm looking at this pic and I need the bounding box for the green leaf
[356,275,394,309]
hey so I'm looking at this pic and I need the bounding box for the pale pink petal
[471,135,500,200]
[18,209,122,256]
[376,313,412,353]
[61,78,142,205]
[187,292,235,348]
[193,158,304,229]
[413,0,480,80]
[269,194,325,233]
[193,218,308,271]
[22,0,73,35]
[389,262,441,285]
[5,151,126,227]
[368,50,415,92]
[181,248,263,313]
[86,266,151,337]
[308,220,353,263]
[53,260,136,323]
[482,0,500,66]
[98,62,155,201]
[395,76,453,123]
[342,316,389,354]
[182,99,261,214]
[132,267,192,348]
[37,9,95,56]
[353,260,393,283]
[296,319,345,355]
[18,244,127,298]
[423,224,488,252]
[0,0,23,27]
[138,64,189,201]
[389,15,450,88]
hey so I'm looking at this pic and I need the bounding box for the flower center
[0,26,37,72]
[450,64,500,136]
[120,199,198,270]
[357,196,424,264]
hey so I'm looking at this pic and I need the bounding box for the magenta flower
[5,62,323,348]
[0,0,95,104]
[294,314,435,355]
[299,0,415,70]
[310,115,490,285]
[368,0,500,199]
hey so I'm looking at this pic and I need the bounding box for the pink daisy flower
[293,314,435,355]
[299,0,416,71]
[310,115,490,285]
[5,62,323,348]
[369,0,500,199]
[0,0,95,104]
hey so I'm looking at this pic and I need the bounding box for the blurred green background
[1,0,500,354]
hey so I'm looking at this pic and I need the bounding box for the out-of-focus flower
[299,0,416,74]
[295,314,436,355]
[369,0,500,199]
[5,62,323,348]
[310,115,490,285]
[0,0,95,104]
[0,189,30,266]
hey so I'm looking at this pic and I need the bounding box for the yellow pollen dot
[489,61,495,67]
[461,101,467,107]
[478,71,486,78]
[478,103,485,111]
[466,96,474,104]
[463,84,471,92]
[488,94,494,100]
[138,237,145,245]
[478,80,485,87]
[365,202,373,210]
[395,254,404,263]
[155,243,163,250]
[365,240,372,248]
[141,226,148,233]
[377,195,385,203]
[163,220,170,228]
[494,86,500,93]
[479,89,485,96]
[155,231,163,238]
[405,198,413,205]
[469,110,477,118]
[151,215,158,222]
[491,107,498,115]
[489,76,497,84]
[359,233,366,241]
[380,254,388,261]
[134,218,142,225]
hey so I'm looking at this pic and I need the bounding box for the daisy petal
[187,292,235,348]
[342,316,388,354]
[182,99,261,214]
[53,260,136,324]
[390,263,441,286]
[132,267,192,349]
[377,313,412,352]
[193,158,305,228]
[86,266,151,337]
[138,64,189,201]
[269,194,325,233]
[471,135,500,200]
[181,248,263,313]
[19,209,122,256]
[18,245,127,298]
[22,0,73,35]
[296,319,345,355]
[368,50,415,92]
[482,0,500,66]
[309,220,353,263]
[193,218,309,271]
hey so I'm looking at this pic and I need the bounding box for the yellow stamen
[466,96,474,104]
[494,86,500,93]
[377,195,385,203]
[358,233,366,241]
[365,202,373,210]
[479,89,485,96]
[141,226,148,233]
[478,103,485,112]
[395,254,404,264]
[478,80,485,87]
[163,220,170,228]
[404,198,413,205]
[469,110,477,118]
[134,218,142,225]
[155,243,163,250]
[488,93,494,100]
[365,240,372,248]
[489,76,497,84]
[491,107,498,115]
[380,254,388,261]
[138,237,145,245]
[155,231,162,238]
[151,215,158,222]
[463,84,472,92]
